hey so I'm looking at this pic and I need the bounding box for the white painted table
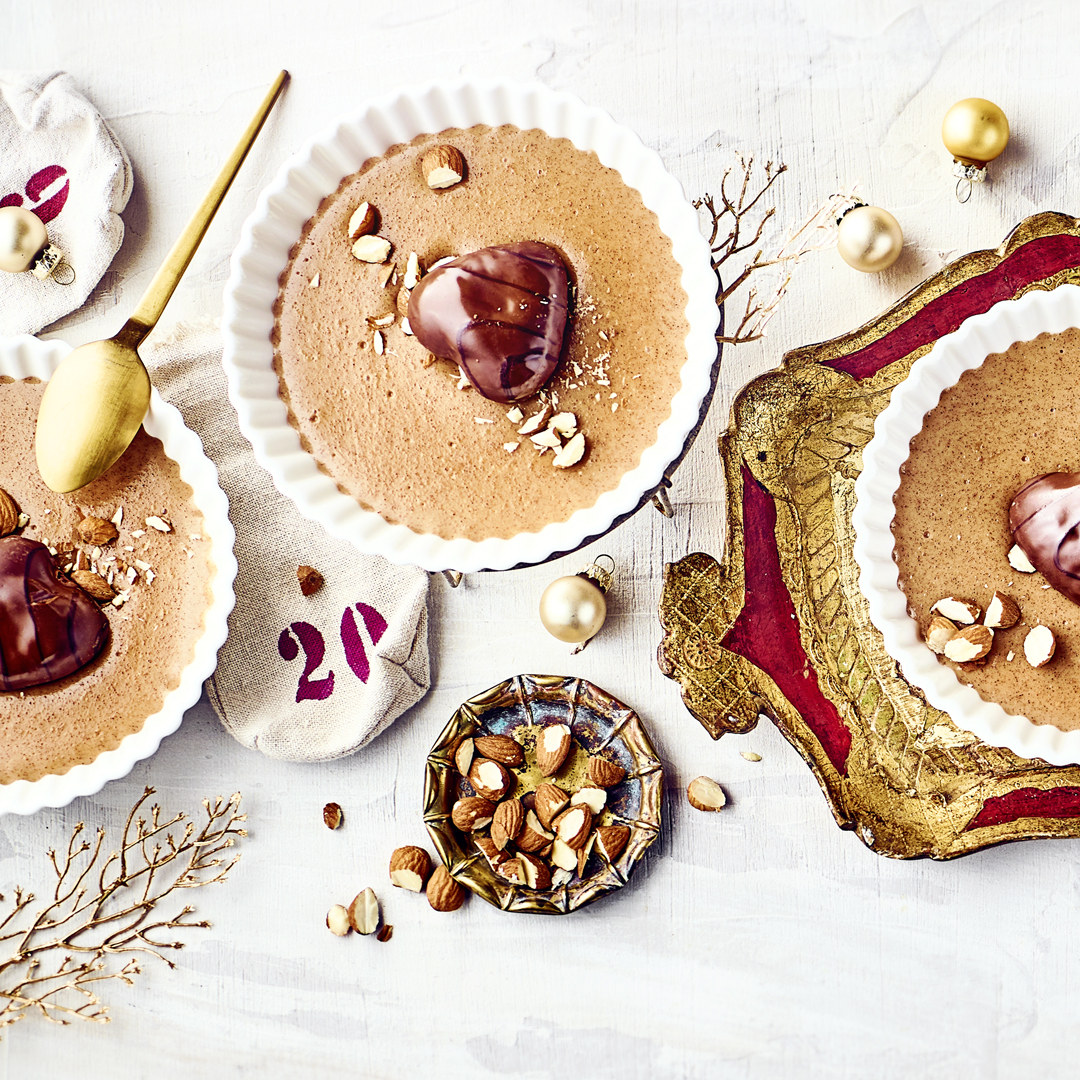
[1,2,1077,1076]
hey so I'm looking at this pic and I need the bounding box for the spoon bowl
[34,70,288,493]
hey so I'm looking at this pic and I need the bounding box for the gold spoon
[35,70,290,493]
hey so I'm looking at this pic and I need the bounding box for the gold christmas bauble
[941,98,1009,167]
[539,574,607,644]
[0,206,48,274]
[836,205,903,274]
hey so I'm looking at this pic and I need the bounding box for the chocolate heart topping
[407,241,570,403]
[1010,473,1080,605]
[0,535,109,691]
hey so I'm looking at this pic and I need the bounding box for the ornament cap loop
[577,555,614,594]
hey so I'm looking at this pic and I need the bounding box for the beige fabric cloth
[0,70,131,335]
[144,322,430,761]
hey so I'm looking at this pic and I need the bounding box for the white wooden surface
[2,2,1079,1076]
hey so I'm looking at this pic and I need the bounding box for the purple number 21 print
[278,602,388,703]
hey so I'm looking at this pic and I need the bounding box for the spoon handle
[125,70,289,340]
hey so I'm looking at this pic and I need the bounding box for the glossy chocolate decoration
[0,535,109,691]
[408,241,570,403]
[1010,473,1080,605]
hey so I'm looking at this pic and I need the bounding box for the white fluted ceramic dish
[221,80,718,573]
[854,284,1080,766]
[0,336,237,814]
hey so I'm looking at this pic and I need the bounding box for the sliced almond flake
[401,317,413,336]
[123,545,135,552]
[309,272,320,287]
[111,594,127,608]
[1007,650,1015,661]
[391,269,398,286]
[530,428,562,448]
[456,367,471,391]
[598,330,608,341]
[506,407,524,424]
[632,373,641,379]
[16,513,29,528]
[145,517,171,533]
[572,363,583,377]
[74,549,82,570]
[63,562,73,573]
[611,402,619,412]
[552,432,586,469]
[131,530,145,538]
[373,330,385,355]
[126,566,138,583]
[741,751,763,762]
[504,442,520,453]
[609,393,618,399]
[47,546,57,556]
[595,392,602,402]
[107,568,115,586]
[43,508,50,515]
[430,255,457,270]
[517,409,551,436]
[403,252,421,290]
[377,262,395,288]
[146,570,156,583]
[134,559,152,573]
[372,313,395,327]
[549,412,578,437]
[92,546,102,560]
[110,506,123,526]
[474,417,494,425]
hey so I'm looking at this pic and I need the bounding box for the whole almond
[388,846,431,892]
[474,734,524,767]
[535,723,572,777]
[491,798,525,851]
[76,516,118,546]
[586,756,626,788]
[468,757,512,801]
[421,145,465,189]
[427,865,466,911]
[451,796,494,832]
[534,783,570,830]
[70,569,115,603]
[0,488,19,537]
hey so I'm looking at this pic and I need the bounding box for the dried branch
[0,787,245,1031]
[696,153,856,344]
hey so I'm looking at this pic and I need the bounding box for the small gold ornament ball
[941,98,1010,167]
[539,574,607,644]
[836,205,903,274]
[0,206,48,274]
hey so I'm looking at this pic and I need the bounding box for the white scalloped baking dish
[221,80,719,573]
[0,336,237,814]
[853,284,1080,766]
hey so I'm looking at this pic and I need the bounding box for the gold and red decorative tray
[658,211,1080,859]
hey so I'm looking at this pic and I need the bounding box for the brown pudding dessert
[892,328,1080,730]
[273,125,690,542]
[0,377,212,782]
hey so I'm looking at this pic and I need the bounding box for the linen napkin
[0,70,131,335]
[144,321,431,761]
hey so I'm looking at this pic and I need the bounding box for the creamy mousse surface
[892,328,1080,731]
[273,124,690,542]
[0,378,212,782]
